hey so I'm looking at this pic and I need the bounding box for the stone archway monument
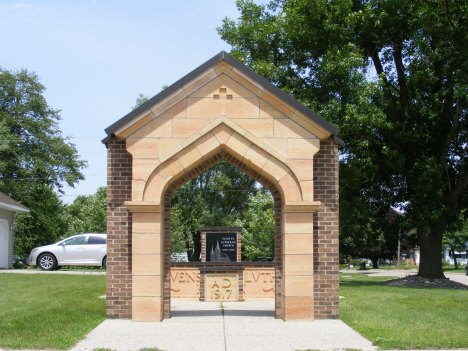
[102,51,342,322]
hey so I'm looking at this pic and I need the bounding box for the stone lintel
[124,201,161,213]
[282,201,321,213]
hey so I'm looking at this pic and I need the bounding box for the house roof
[102,51,342,145]
[0,191,29,213]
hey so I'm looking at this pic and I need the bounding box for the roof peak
[102,50,341,144]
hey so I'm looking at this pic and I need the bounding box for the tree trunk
[453,251,459,270]
[417,223,446,279]
[371,258,379,269]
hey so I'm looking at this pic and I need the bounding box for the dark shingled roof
[0,191,29,211]
[102,51,342,145]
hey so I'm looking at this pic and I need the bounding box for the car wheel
[38,253,57,271]
[54,266,62,270]
[103,256,107,269]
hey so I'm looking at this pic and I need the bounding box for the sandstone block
[132,254,162,275]
[260,90,295,117]
[143,173,167,202]
[243,144,270,173]
[212,124,234,145]
[283,296,314,321]
[286,159,314,181]
[159,138,184,157]
[133,275,163,297]
[133,233,163,255]
[132,296,163,322]
[159,101,186,119]
[274,119,316,139]
[129,118,172,139]
[261,158,290,184]
[132,212,162,234]
[126,138,158,159]
[288,138,320,159]
[173,118,212,138]
[282,212,314,234]
[150,89,186,118]
[157,157,185,182]
[228,67,264,96]
[235,119,273,138]
[183,68,218,96]
[226,97,260,119]
[132,159,160,181]
[283,254,314,275]
[300,180,314,201]
[225,132,252,160]
[283,233,314,255]
[176,144,203,170]
[284,275,314,297]
[194,132,222,160]
[278,173,302,202]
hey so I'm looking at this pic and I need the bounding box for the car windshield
[62,236,86,246]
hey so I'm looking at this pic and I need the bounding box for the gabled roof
[0,191,29,213]
[102,51,342,144]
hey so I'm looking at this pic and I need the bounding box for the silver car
[28,233,107,271]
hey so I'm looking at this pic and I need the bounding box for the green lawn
[0,274,106,350]
[340,274,468,349]
[2,273,468,350]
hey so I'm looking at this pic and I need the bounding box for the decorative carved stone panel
[205,274,238,301]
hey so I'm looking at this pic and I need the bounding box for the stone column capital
[282,201,321,213]
[124,201,161,213]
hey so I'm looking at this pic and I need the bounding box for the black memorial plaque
[205,232,237,262]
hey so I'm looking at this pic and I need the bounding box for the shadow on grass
[340,274,392,287]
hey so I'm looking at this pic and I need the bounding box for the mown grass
[340,274,468,349]
[0,274,106,350]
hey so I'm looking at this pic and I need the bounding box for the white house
[0,191,29,269]
[442,243,468,265]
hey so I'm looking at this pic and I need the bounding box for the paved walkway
[69,301,377,351]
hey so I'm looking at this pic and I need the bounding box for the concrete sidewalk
[69,301,377,351]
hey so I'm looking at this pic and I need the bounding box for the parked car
[28,233,107,271]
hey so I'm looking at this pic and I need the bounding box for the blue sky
[0,1,268,204]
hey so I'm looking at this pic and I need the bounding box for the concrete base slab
[70,301,377,351]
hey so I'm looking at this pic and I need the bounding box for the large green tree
[64,186,107,236]
[218,0,468,278]
[0,68,87,256]
[235,189,275,261]
[171,161,258,261]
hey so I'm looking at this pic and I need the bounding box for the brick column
[106,139,132,319]
[313,139,339,319]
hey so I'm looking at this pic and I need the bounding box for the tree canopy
[0,68,87,256]
[218,0,468,278]
[63,186,107,237]
[170,161,275,261]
